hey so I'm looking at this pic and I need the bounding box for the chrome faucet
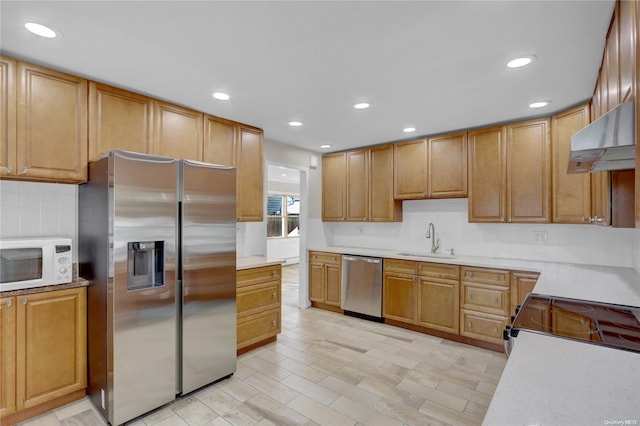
[426,222,440,254]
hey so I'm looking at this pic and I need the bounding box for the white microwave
[0,237,73,292]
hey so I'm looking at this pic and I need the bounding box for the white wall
[634,228,640,273]
[319,198,636,268]
[0,180,78,261]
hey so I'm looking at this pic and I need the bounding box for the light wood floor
[18,265,506,426]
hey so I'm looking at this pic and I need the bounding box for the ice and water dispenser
[127,241,165,291]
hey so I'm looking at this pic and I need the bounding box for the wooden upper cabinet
[551,104,591,224]
[0,56,16,178]
[89,82,154,162]
[17,62,88,182]
[506,118,551,223]
[606,7,621,109]
[427,132,468,198]
[203,115,236,166]
[236,124,264,222]
[153,101,203,161]
[322,152,346,221]
[346,149,369,221]
[369,145,402,222]
[618,0,636,102]
[394,139,427,199]
[468,126,507,223]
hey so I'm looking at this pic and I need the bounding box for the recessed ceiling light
[24,22,57,38]
[212,92,230,101]
[288,121,303,127]
[507,56,535,68]
[320,144,332,149]
[403,127,416,133]
[529,100,550,108]
[354,102,370,110]
[281,173,287,177]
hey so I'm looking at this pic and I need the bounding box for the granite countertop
[236,256,285,271]
[0,277,90,297]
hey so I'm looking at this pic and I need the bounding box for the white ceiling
[0,1,615,153]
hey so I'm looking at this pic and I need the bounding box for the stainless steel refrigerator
[79,150,236,425]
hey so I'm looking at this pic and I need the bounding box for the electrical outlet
[533,231,548,243]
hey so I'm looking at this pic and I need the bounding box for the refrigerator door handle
[112,149,177,164]
[183,159,235,170]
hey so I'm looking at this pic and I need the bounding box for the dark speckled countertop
[0,277,89,297]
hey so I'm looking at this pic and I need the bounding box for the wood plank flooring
[17,265,506,426]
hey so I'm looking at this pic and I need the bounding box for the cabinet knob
[500,218,505,223]
[494,297,499,305]
[508,218,512,223]
[21,167,28,175]
[495,275,501,281]
[272,271,278,277]
[6,166,12,174]
[272,320,277,327]
[468,272,474,278]
[6,299,12,308]
[22,297,27,305]
[272,292,277,298]
[581,216,588,223]
[468,321,473,328]
[494,328,499,334]
[469,293,473,300]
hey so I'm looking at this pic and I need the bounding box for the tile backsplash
[0,180,78,260]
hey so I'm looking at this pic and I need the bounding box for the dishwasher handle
[343,256,381,264]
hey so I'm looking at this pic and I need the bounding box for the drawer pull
[272,271,278,277]
[494,328,499,334]
[495,275,501,281]
[272,292,277,298]
[468,272,474,278]
[494,297,499,305]
[272,320,277,326]
[468,293,473,300]
[468,321,472,328]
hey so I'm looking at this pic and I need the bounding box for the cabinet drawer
[384,258,417,275]
[418,262,459,280]
[237,308,280,350]
[461,266,510,287]
[461,283,510,316]
[309,251,341,266]
[460,310,507,345]
[237,265,281,288]
[237,281,280,317]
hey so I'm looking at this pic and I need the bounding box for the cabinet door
[606,8,620,109]
[89,82,154,162]
[418,278,459,334]
[511,271,539,311]
[16,288,86,410]
[0,56,16,177]
[325,264,342,306]
[309,262,325,302]
[393,139,427,199]
[203,115,236,166]
[369,145,402,222]
[427,132,468,198]
[618,0,636,103]
[17,62,87,182]
[346,149,369,221]
[551,105,591,223]
[236,124,264,222]
[506,118,551,223]
[591,172,611,225]
[153,101,203,160]
[0,297,16,418]
[322,152,346,221]
[382,273,418,324]
[468,126,506,222]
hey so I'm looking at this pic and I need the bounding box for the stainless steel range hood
[568,101,636,173]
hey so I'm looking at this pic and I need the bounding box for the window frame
[267,193,300,239]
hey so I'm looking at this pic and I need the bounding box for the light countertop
[310,245,640,423]
[236,256,285,271]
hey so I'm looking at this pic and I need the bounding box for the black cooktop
[510,294,640,353]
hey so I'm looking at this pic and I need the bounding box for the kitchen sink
[396,251,456,259]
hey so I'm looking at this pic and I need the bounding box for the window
[267,194,300,238]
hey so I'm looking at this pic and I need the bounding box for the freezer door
[111,151,178,425]
[180,160,236,394]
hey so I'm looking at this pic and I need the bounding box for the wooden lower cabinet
[383,272,418,324]
[236,264,282,353]
[418,262,460,334]
[511,271,539,311]
[308,251,342,309]
[460,309,508,345]
[1,287,87,425]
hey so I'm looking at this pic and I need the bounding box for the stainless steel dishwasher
[341,255,383,321]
